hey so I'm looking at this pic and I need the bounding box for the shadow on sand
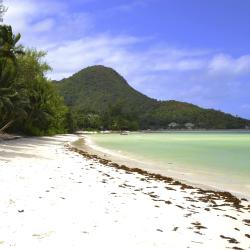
[0,135,75,162]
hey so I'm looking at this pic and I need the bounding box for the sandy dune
[0,135,249,250]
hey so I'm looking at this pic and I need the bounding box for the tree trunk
[0,120,14,133]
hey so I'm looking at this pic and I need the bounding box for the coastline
[0,135,249,249]
[72,135,250,199]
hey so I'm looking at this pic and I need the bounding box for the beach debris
[147,192,159,199]
[224,214,237,220]
[243,219,250,226]
[176,205,184,209]
[165,200,172,205]
[194,231,203,235]
[185,197,198,202]
[190,204,200,208]
[191,221,207,230]
[220,235,239,244]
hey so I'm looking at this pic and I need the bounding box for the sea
[85,131,250,197]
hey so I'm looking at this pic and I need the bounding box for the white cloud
[4,0,64,31]
[209,54,250,75]
[4,0,92,47]
[46,35,141,79]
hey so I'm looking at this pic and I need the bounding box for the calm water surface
[88,132,250,196]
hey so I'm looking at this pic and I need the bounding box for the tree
[0,25,24,63]
[13,49,68,135]
[0,25,26,132]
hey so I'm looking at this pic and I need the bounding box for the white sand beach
[0,135,249,250]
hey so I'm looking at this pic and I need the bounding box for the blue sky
[4,0,250,118]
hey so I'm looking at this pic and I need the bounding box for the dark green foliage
[12,49,68,135]
[56,65,155,113]
[0,25,27,131]
[0,25,68,135]
[144,100,249,129]
[0,25,24,64]
[56,65,250,130]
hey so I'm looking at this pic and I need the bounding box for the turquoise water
[88,132,250,196]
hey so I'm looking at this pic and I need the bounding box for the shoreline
[69,137,250,209]
[71,135,250,200]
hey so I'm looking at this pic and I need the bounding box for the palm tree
[0,25,24,63]
[0,25,26,133]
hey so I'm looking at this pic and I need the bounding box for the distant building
[185,123,195,129]
[168,122,178,129]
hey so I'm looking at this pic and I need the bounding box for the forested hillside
[56,65,250,130]
[56,65,156,113]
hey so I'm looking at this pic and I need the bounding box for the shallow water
[88,132,250,196]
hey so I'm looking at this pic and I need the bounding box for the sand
[0,135,249,250]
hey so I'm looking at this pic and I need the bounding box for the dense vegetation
[0,25,68,135]
[56,65,156,130]
[56,65,250,131]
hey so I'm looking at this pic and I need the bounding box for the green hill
[56,65,156,113]
[55,65,250,130]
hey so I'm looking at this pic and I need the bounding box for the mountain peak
[72,65,125,80]
[56,65,154,111]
